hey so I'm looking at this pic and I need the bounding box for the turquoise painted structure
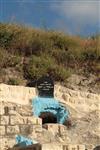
[16,135,37,147]
[15,96,69,146]
[32,97,69,124]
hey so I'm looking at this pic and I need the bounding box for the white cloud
[61,1,99,23]
[50,0,100,34]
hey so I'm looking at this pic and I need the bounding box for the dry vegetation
[0,23,100,85]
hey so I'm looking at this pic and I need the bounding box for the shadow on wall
[39,112,57,124]
[93,146,100,150]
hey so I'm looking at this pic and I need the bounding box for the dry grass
[0,23,100,84]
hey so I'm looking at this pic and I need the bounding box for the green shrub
[24,54,71,81]
[0,47,8,68]
[7,55,21,67]
[24,54,56,79]
[50,33,68,50]
[0,47,21,68]
[82,49,99,60]
[53,66,72,81]
[30,34,53,55]
[0,23,99,83]
[8,78,22,85]
[0,24,14,48]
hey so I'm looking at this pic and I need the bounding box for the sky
[0,0,100,36]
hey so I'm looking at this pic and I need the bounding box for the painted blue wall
[32,97,69,124]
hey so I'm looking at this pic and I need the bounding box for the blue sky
[0,0,100,36]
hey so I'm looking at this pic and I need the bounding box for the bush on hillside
[0,47,21,68]
[0,47,8,68]
[24,55,56,79]
[24,54,71,81]
[7,77,23,85]
[0,23,100,85]
[0,26,13,48]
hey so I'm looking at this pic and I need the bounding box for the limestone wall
[0,84,99,113]
[54,84,100,116]
[42,144,86,150]
[0,84,99,149]
[0,84,36,105]
[0,104,42,150]
[43,124,67,136]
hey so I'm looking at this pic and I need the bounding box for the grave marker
[37,76,54,98]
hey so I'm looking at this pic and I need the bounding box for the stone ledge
[10,116,42,125]
[26,117,42,125]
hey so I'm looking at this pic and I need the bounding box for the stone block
[69,98,76,104]
[62,94,70,102]
[26,117,37,124]
[19,124,33,136]
[17,105,32,116]
[9,107,16,115]
[78,145,85,150]
[0,106,4,115]
[0,116,9,125]
[10,115,26,125]
[26,117,42,125]
[4,106,9,115]
[6,125,19,135]
[37,118,42,125]
[0,126,5,135]
[19,124,42,136]
[0,137,16,150]
[85,145,95,150]
[65,145,85,150]
[33,125,42,133]
[87,93,95,99]
[42,143,62,150]
[68,145,78,150]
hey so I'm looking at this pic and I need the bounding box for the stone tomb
[33,76,69,125]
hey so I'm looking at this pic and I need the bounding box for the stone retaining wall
[43,124,67,136]
[0,84,99,149]
[42,143,86,150]
[0,84,99,113]
[0,106,42,135]
[0,105,42,150]
[0,84,36,105]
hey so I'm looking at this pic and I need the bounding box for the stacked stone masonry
[0,106,42,136]
[0,84,99,150]
[43,124,67,136]
[42,144,86,150]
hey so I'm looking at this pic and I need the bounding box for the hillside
[0,23,100,93]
